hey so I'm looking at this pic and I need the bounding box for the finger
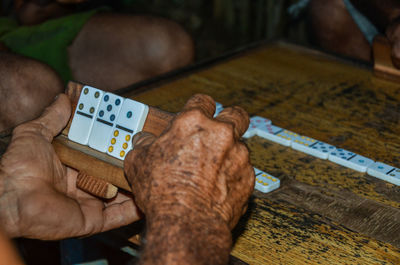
[126,131,156,168]
[215,106,249,140]
[101,199,142,232]
[105,191,134,205]
[34,94,71,141]
[182,94,215,118]
[222,143,253,229]
[124,132,156,183]
[132,131,156,148]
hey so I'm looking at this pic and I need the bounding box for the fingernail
[132,132,155,147]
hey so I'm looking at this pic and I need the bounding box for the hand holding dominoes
[59,83,236,197]
[0,94,140,239]
[124,94,255,230]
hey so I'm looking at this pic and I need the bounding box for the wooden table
[120,41,400,264]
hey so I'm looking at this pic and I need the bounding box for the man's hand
[386,19,400,68]
[124,94,254,265]
[0,94,140,240]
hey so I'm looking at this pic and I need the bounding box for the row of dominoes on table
[242,115,400,189]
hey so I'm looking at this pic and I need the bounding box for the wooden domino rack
[54,81,174,195]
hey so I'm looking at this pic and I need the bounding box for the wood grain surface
[121,42,400,264]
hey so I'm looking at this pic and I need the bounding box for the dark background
[110,0,310,61]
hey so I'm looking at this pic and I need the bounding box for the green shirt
[0,9,100,83]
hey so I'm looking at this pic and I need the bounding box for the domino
[243,116,271,138]
[328,148,374,172]
[254,168,280,193]
[88,93,124,152]
[275,129,299,146]
[106,98,149,160]
[68,86,103,145]
[367,162,400,185]
[214,102,224,117]
[292,139,335,159]
[256,124,295,146]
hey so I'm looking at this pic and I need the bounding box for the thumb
[124,132,156,184]
[30,94,71,141]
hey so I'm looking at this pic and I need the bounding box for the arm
[125,94,254,265]
[142,204,231,265]
[350,0,400,67]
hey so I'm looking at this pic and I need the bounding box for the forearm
[350,0,400,30]
[140,204,232,265]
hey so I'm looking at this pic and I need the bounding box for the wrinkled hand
[386,19,400,68]
[0,94,140,240]
[124,94,254,229]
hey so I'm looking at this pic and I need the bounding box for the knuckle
[178,108,205,124]
[232,106,249,119]
[237,143,250,157]
[13,122,48,139]
[37,122,53,140]
[217,122,235,139]
[13,122,32,135]
[190,93,214,104]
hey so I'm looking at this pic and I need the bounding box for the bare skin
[1,1,194,133]
[349,0,400,67]
[309,0,400,65]
[0,93,253,265]
[0,52,64,133]
[14,0,195,90]
[0,94,140,240]
[308,0,373,61]
[125,94,254,265]
[68,13,194,90]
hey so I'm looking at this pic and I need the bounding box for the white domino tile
[347,154,375,173]
[256,124,291,145]
[367,162,400,185]
[243,116,271,139]
[292,139,335,159]
[68,86,103,145]
[275,129,299,146]
[88,93,124,152]
[106,98,149,160]
[257,125,297,146]
[329,148,374,172]
[254,168,280,193]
